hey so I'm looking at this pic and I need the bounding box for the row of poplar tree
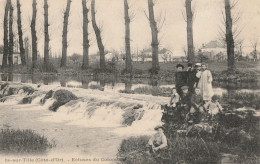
[2,0,236,74]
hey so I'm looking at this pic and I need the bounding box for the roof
[202,40,225,49]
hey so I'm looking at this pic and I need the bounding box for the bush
[0,129,55,155]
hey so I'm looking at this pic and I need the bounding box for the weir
[0,82,167,135]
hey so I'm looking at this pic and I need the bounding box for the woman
[196,63,213,101]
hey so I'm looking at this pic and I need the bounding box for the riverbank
[1,61,259,82]
[0,82,169,163]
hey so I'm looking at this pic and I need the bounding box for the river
[0,73,259,164]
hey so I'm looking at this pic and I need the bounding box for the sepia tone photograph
[0,0,260,163]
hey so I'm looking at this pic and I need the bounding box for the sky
[0,0,260,57]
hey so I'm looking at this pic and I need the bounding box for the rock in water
[40,90,54,104]
[49,89,78,112]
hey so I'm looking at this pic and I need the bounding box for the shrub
[0,129,55,155]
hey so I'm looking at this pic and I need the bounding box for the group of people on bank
[146,63,223,154]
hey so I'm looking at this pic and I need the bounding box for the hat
[176,64,184,69]
[195,63,202,67]
[154,125,165,131]
[181,86,189,90]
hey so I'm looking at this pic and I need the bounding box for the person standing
[186,63,200,94]
[175,64,186,98]
[196,63,213,101]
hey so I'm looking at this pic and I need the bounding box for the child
[169,87,180,107]
[188,88,204,123]
[146,125,167,154]
[190,88,204,113]
[204,95,223,116]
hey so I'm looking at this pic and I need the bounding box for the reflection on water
[0,73,260,94]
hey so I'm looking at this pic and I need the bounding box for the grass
[2,60,259,76]
[220,91,260,110]
[117,136,222,164]
[117,93,260,164]
[0,129,55,155]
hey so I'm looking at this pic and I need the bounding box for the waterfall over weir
[0,82,168,136]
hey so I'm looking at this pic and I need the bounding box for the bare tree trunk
[60,0,72,68]
[82,0,90,70]
[185,0,195,63]
[91,0,105,70]
[225,0,235,71]
[24,37,29,62]
[124,0,132,73]
[148,0,159,74]
[31,0,37,69]
[8,2,14,67]
[44,0,50,70]
[17,0,26,66]
[2,0,10,68]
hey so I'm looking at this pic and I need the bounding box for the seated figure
[188,88,205,123]
[169,87,180,107]
[204,95,223,117]
[146,125,167,154]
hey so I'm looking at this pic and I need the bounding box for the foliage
[0,129,55,155]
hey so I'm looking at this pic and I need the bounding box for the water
[0,82,168,161]
[0,74,260,163]
[1,73,260,95]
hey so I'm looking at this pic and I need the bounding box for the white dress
[196,70,213,101]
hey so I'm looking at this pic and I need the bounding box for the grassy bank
[1,61,259,81]
[117,92,260,163]
[0,129,55,155]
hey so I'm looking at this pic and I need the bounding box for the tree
[8,1,14,67]
[82,0,90,70]
[124,0,132,73]
[91,0,105,70]
[148,0,159,74]
[197,49,209,62]
[225,0,235,71]
[17,0,26,65]
[185,0,195,63]
[44,0,50,70]
[250,37,258,61]
[24,37,29,62]
[60,0,72,68]
[2,0,10,68]
[31,0,38,69]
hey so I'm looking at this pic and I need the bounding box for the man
[186,63,200,94]
[175,64,187,98]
